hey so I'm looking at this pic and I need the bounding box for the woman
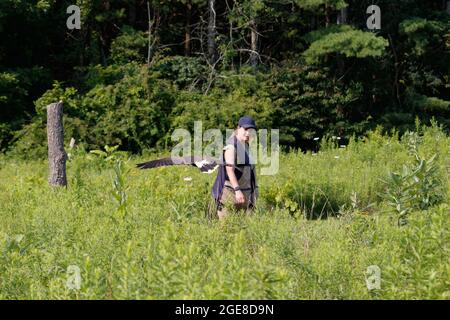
[211,116,258,219]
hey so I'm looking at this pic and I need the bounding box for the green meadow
[0,124,448,299]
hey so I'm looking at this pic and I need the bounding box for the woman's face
[236,126,256,143]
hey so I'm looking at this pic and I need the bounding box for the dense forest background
[0,0,449,157]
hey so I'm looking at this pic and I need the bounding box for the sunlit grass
[0,125,448,299]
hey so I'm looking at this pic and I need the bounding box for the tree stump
[47,101,67,187]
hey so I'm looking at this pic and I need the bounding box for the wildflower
[313,137,319,141]
[184,177,192,182]
[340,145,346,148]
[334,156,340,159]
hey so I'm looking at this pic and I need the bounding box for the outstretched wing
[136,157,177,169]
[136,156,220,174]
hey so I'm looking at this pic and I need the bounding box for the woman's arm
[224,147,245,204]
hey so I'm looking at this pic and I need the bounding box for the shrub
[381,131,446,225]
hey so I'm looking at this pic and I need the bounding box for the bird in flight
[136,156,223,174]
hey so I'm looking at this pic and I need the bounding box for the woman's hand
[235,190,245,204]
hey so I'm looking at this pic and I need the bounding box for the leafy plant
[381,132,445,225]
[111,159,130,222]
[89,144,127,164]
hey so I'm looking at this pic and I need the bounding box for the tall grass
[0,124,448,299]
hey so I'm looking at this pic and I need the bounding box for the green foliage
[150,55,208,90]
[169,81,275,140]
[1,0,449,157]
[303,27,388,64]
[90,144,125,163]
[0,127,448,299]
[0,71,27,118]
[111,159,130,221]
[262,125,448,220]
[34,81,79,116]
[268,63,366,145]
[110,26,147,64]
[80,63,175,151]
[407,91,450,113]
[303,24,353,43]
[381,131,446,225]
[0,122,11,150]
[10,63,177,156]
[0,66,51,151]
[6,118,46,158]
[383,204,450,299]
[80,62,143,91]
[295,0,347,10]
[0,0,449,300]
[400,18,448,56]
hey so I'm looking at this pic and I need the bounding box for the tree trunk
[100,0,111,66]
[387,34,402,108]
[147,1,153,66]
[250,18,258,67]
[129,0,136,26]
[207,0,217,65]
[325,4,330,27]
[337,7,348,24]
[47,102,67,187]
[185,0,192,56]
[229,17,234,70]
[336,6,348,74]
[310,15,316,31]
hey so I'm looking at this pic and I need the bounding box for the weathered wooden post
[47,101,67,187]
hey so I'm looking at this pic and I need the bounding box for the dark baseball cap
[238,116,257,129]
